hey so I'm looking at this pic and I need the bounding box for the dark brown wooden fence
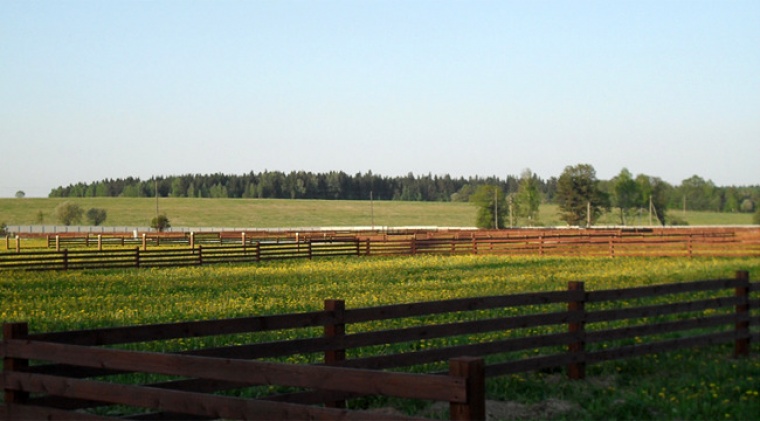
[1,272,756,420]
[3,227,760,271]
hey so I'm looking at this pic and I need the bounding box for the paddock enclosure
[1,271,757,420]
[3,227,759,271]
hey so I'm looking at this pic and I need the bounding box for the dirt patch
[425,398,581,420]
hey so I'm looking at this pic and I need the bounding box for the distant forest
[49,169,759,213]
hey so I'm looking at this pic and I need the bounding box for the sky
[1,0,759,198]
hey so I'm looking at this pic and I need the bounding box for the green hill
[1,198,754,230]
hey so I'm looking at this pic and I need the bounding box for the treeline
[48,171,557,203]
[48,169,759,213]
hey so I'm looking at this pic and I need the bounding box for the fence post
[97,234,103,251]
[15,236,20,253]
[62,249,69,270]
[55,235,60,251]
[735,270,750,358]
[324,299,346,408]
[688,235,693,258]
[241,232,246,248]
[449,357,486,421]
[135,246,140,268]
[189,232,195,249]
[567,281,586,380]
[608,236,614,258]
[198,245,203,266]
[142,234,147,251]
[3,322,30,406]
[539,235,544,257]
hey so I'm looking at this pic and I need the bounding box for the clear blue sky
[2,0,758,198]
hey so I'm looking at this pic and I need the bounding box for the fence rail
[2,271,757,420]
[3,227,760,271]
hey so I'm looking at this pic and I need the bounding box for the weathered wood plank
[0,402,115,420]
[5,373,424,421]
[585,296,742,323]
[585,314,739,344]
[337,332,579,370]
[586,278,739,302]
[585,331,736,364]
[345,291,581,323]
[30,311,332,345]
[486,353,579,377]
[4,340,466,402]
[334,310,581,351]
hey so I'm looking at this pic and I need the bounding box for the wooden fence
[2,227,760,271]
[1,272,757,420]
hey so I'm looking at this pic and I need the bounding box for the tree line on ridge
[47,168,759,219]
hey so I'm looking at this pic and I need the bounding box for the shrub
[54,202,84,226]
[86,208,107,226]
[151,214,171,232]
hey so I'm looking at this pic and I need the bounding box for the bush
[54,202,84,226]
[86,208,107,226]
[151,214,171,232]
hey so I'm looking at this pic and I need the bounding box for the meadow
[0,197,754,229]
[2,254,759,419]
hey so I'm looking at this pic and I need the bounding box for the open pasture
[2,255,759,419]
[1,197,754,229]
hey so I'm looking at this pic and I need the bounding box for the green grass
[2,255,758,419]
[5,255,757,331]
[0,197,755,229]
[0,197,476,228]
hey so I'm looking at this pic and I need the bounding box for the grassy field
[0,197,754,228]
[2,255,759,419]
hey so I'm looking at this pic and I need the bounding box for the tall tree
[611,168,639,225]
[678,175,720,211]
[514,169,541,226]
[470,184,507,229]
[556,164,608,227]
[636,174,670,226]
